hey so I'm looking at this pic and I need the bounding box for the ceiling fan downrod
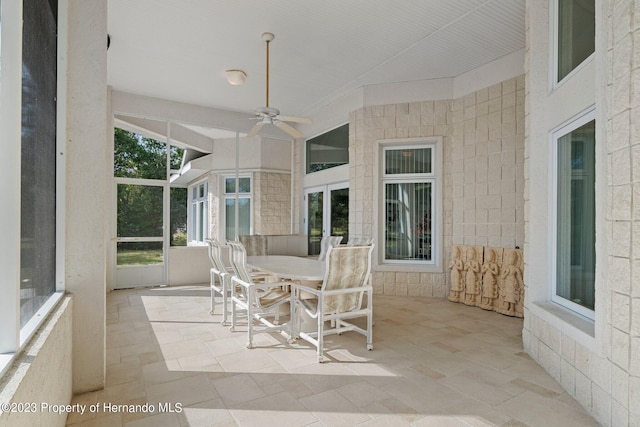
[262,32,274,108]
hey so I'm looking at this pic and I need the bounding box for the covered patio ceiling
[108,0,525,140]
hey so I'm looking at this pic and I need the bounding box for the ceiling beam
[111,90,293,141]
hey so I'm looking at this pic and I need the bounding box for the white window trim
[0,0,66,378]
[548,105,596,321]
[188,178,208,246]
[549,0,595,92]
[223,174,253,241]
[375,137,443,272]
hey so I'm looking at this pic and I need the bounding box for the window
[1,0,63,374]
[381,144,437,264]
[306,124,349,173]
[224,176,251,240]
[21,0,59,326]
[555,0,595,83]
[189,181,208,244]
[551,108,595,318]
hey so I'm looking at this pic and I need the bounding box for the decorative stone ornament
[448,245,524,318]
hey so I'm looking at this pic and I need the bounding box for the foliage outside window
[552,111,596,317]
[224,176,252,240]
[556,0,595,83]
[306,124,349,173]
[114,129,185,265]
[382,145,435,264]
[170,187,187,246]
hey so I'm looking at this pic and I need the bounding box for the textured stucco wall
[0,297,73,427]
[64,0,108,394]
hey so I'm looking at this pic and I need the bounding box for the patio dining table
[246,255,325,282]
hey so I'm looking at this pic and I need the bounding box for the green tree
[114,128,187,247]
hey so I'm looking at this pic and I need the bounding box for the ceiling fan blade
[247,121,266,138]
[277,115,312,124]
[274,121,303,138]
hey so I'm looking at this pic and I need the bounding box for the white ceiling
[107,0,525,127]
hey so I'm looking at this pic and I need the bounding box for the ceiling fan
[247,32,312,139]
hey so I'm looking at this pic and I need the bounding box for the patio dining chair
[205,238,234,325]
[317,235,344,262]
[227,240,292,349]
[346,236,374,245]
[239,234,268,256]
[289,244,375,363]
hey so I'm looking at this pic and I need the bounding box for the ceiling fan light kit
[246,32,312,139]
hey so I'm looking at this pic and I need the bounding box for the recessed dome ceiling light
[225,69,247,85]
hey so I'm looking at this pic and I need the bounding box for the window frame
[223,174,253,241]
[548,106,596,320]
[188,179,208,245]
[376,138,442,270]
[550,0,595,90]
[0,0,66,377]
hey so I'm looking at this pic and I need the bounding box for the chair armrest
[231,276,293,291]
[289,282,322,296]
[320,286,373,296]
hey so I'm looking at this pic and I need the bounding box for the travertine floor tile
[66,285,598,427]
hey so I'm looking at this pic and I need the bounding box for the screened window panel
[117,242,163,266]
[385,148,432,175]
[225,198,251,239]
[20,0,58,327]
[557,0,595,82]
[556,119,595,310]
[117,184,164,238]
[113,128,167,180]
[384,182,432,261]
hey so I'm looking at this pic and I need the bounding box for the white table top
[246,255,325,281]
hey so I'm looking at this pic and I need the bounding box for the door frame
[304,181,349,255]
[112,177,169,289]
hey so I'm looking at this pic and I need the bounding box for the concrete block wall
[603,0,639,423]
[450,77,525,249]
[253,172,292,235]
[522,0,639,425]
[350,75,525,298]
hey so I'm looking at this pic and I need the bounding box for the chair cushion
[257,288,290,308]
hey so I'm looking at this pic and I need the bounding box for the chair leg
[210,271,216,315]
[220,278,229,326]
[367,291,373,351]
[366,312,373,351]
[246,289,254,349]
[230,294,237,332]
[317,315,324,363]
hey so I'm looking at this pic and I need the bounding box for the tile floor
[66,285,599,427]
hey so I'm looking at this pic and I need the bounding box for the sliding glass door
[305,182,348,256]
